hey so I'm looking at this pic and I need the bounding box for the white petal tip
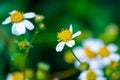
[78,31,81,35]
[56,42,65,52]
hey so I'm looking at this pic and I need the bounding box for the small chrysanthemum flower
[73,38,104,63]
[73,38,105,69]
[56,25,81,52]
[98,44,120,66]
[78,69,106,80]
[2,10,36,36]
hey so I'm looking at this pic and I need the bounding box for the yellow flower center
[57,29,72,42]
[86,70,97,80]
[98,47,110,57]
[12,72,23,80]
[10,11,24,23]
[84,47,97,59]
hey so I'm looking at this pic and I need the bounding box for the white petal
[94,69,104,76]
[66,40,75,47]
[107,44,118,53]
[102,58,111,66]
[69,24,73,33]
[74,61,81,68]
[15,22,26,36]
[9,10,16,14]
[6,74,12,80]
[73,47,84,59]
[24,12,36,19]
[72,31,81,39]
[82,38,104,53]
[89,60,103,69]
[109,53,120,61]
[2,17,11,25]
[12,24,18,35]
[78,71,87,80]
[72,47,88,62]
[23,20,34,30]
[56,42,65,52]
[96,77,106,80]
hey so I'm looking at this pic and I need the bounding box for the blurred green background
[0,0,120,80]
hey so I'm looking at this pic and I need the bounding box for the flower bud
[79,62,89,71]
[35,15,45,23]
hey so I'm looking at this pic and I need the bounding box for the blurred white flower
[2,10,36,36]
[82,38,104,53]
[73,38,120,69]
[6,72,28,80]
[78,69,106,80]
[73,38,103,63]
[98,43,120,66]
[56,25,81,52]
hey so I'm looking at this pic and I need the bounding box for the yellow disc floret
[84,47,97,59]
[10,11,24,23]
[12,72,23,80]
[86,70,97,80]
[57,29,72,42]
[98,47,110,57]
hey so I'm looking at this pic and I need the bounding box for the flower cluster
[73,38,120,80]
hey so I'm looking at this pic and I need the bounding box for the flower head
[2,10,36,36]
[78,69,106,80]
[97,44,120,67]
[56,25,81,52]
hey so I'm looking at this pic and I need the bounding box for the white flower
[98,43,120,66]
[2,10,36,36]
[78,69,106,80]
[73,38,105,69]
[82,38,104,53]
[56,24,81,52]
[73,38,104,62]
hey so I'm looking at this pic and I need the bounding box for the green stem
[71,49,82,64]
[30,31,39,43]
[23,49,29,80]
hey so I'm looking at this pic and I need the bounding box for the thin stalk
[30,31,39,43]
[23,49,29,80]
[71,49,82,63]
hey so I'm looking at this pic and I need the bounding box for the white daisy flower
[73,38,105,69]
[73,38,104,63]
[78,69,106,80]
[56,24,81,52]
[98,43,120,66]
[82,38,104,53]
[2,10,36,36]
